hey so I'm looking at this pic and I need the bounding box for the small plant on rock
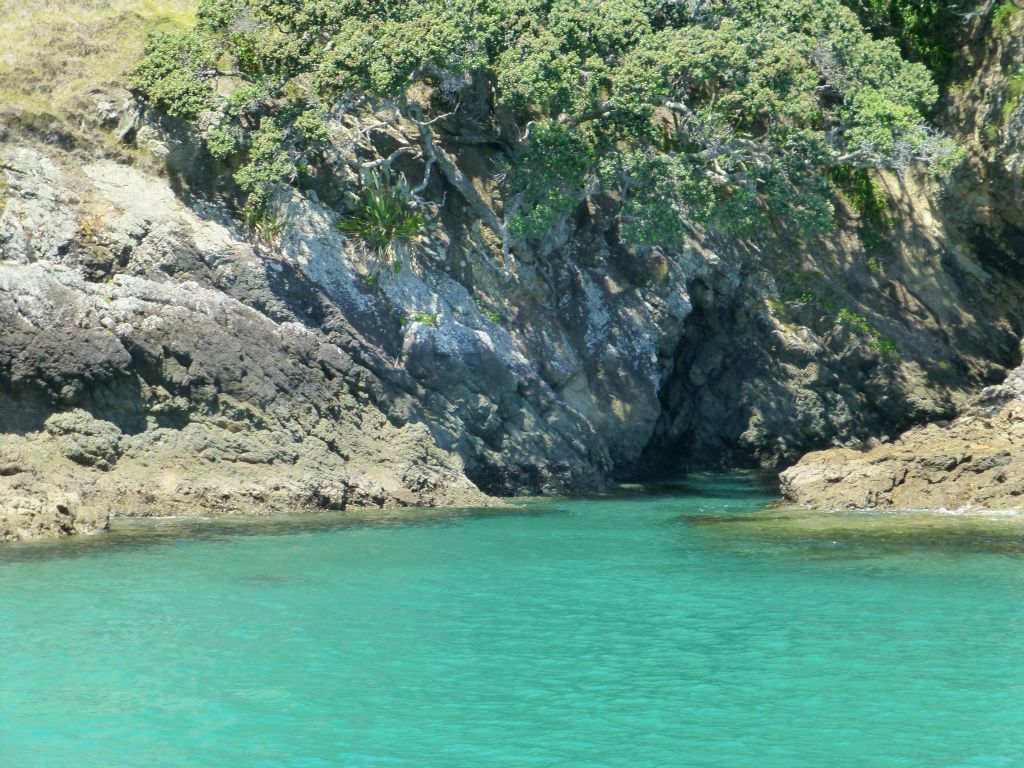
[994,0,1022,34]
[837,308,898,357]
[830,167,894,254]
[1003,71,1024,124]
[476,300,502,324]
[337,170,425,270]
[399,312,440,328]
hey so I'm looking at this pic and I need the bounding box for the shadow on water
[11,471,1020,565]
[600,470,780,502]
[0,471,783,564]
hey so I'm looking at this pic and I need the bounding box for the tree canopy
[843,0,973,85]
[130,0,960,248]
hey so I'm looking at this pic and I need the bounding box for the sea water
[1,474,1023,767]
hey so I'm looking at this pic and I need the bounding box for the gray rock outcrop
[0,148,493,540]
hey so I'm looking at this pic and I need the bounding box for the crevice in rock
[625,278,764,480]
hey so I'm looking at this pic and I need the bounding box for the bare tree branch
[410,113,505,238]
[359,145,420,170]
[558,101,615,128]
[410,156,436,204]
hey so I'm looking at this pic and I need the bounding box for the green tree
[130,0,960,249]
[842,0,972,86]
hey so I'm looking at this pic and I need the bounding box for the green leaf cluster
[129,31,219,118]
[842,0,971,86]
[993,0,1022,34]
[130,0,959,248]
[336,170,425,259]
[400,311,441,327]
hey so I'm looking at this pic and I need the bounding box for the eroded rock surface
[0,148,493,540]
[781,363,1024,511]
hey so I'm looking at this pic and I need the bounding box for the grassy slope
[0,0,196,122]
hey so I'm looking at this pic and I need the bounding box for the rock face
[2,9,1024,539]
[780,362,1024,511]
[2,115,1023,540]
[779,13,1024,514]
[0,148,492,541]
[943,11,1024,279]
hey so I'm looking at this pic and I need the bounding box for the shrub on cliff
[130,0,960,249]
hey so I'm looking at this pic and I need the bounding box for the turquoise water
[2,475,1024,768]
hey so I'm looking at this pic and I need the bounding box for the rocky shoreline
[781,362,1024,512]
[0,148,493,542]
[2,5,1023,540]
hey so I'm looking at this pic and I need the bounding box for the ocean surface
[2,474,1023,768]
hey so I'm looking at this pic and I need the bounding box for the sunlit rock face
[778,17,1024,513]
[0,148,491,541]
[2,10,1024,539]
[781,362,1024,511]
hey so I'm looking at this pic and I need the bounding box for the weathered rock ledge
[781,362,1024,511]
[0,431,494,543]
[0,147,495,542]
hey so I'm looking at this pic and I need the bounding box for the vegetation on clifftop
[130,0,961,249]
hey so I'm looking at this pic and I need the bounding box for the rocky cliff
[781,5,1024,512]
[0,147,496,540]
[2,4,1023,539]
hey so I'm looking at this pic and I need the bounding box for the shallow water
[2,474,1024,767]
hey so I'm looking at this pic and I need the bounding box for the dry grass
[0,0,196,121]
